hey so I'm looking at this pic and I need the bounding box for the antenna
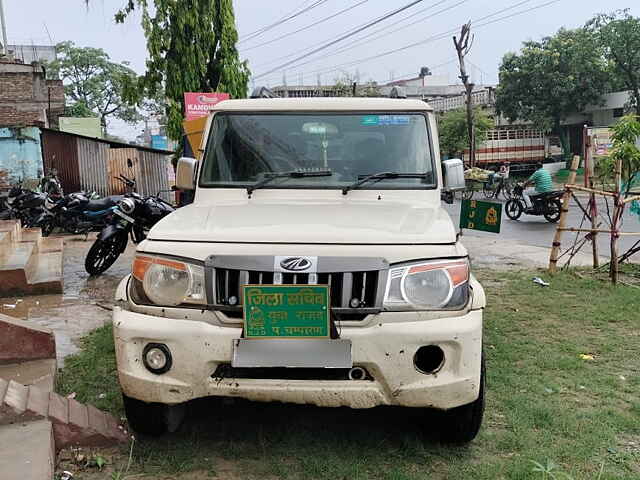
[43,22,54,46]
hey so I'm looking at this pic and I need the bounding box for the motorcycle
[35,190,123,237]
[1,184,49,226]
[85,188,175,276]
[505,184,563,223]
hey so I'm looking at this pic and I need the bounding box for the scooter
[505,184,563,223]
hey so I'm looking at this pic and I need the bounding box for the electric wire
[258,0,562,85]
[258,0,470,76]
[241,0,370,52]
[239,0,332,44]
[259,0,531,78]
[253,0,427,79]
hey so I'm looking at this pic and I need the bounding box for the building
[0,59,64,128]
[7,45,56,65]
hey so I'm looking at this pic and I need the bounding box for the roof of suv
[212,97,433,112]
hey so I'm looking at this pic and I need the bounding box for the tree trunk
[453,23,475,167]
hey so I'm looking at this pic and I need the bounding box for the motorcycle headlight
[131,255,206,306]
[7,196,15,205]
[383,259,470,311]
[118,198,136,215]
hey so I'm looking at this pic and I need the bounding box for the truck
[112,96,486,444]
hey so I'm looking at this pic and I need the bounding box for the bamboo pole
[617,232,640,236]
[558,227,613,234]
[610,158,623,284]
[564,184,617,197]
[622,194,640,204]
[549,155,581,272]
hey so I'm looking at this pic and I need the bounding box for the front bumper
[113,306,483,410]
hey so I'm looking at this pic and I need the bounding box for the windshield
[200,113,436,190]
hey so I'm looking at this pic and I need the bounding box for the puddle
[0,233,136,364]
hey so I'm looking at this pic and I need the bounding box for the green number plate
[242,285,330,339]
[459,199,502,234]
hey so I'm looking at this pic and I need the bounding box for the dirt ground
[0,233,135,364]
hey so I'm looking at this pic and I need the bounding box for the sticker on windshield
[361,115,410,126]
[361,115,379,126]
[379,115,410,125]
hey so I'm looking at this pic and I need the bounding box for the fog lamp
[142,343,172,374]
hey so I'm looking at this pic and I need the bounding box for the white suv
[113,97,485,443]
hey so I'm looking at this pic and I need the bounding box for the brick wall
[0,62,66,128]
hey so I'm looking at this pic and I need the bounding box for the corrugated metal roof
[40,127,175,155]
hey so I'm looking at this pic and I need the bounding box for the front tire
[85,232,127,276]
[41,218,55,237]
[505,199,524,220]
[437,357,485,444]
[122,394,185,436]
[544,199,562,223]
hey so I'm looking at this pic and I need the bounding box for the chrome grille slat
[341,273,353,308]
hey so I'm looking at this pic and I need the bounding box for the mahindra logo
[280,257,312,271]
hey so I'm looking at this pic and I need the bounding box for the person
[498,162,510,179]
[523,163,553,209]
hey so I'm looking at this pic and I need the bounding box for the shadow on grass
[133,397,467,479]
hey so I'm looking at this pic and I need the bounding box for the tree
[332,73,380,97]
[588,10,640,116]
[48,41,141,132]
[496,28,609,157]
[114,0,250,141]
[438,108,493,160]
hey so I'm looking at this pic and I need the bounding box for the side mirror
[441,158,466,192]
[176,157,198,190]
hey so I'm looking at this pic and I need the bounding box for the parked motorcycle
[35,190,123,237]
[1,184,49,226]
[85,188,175,276]
[505,184,563,223]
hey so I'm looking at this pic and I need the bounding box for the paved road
[444,196,640,261]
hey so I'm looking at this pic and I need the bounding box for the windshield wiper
[247,170,333,196]
[342,172,429,195]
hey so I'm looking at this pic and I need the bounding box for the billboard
[151,135,168,151]
[184,92,230,121]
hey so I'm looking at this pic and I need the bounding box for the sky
[3,0,639,139]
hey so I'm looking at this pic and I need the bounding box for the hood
[149,196,456,245]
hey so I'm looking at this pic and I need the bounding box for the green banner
[243,285,330,339]
[459,199,502,234]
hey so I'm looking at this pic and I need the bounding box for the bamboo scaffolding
[564,184,617,197]
[549,155,581,272]
[558,228,613,234]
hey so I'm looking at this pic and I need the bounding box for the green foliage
[332,73,381,97]
[438,107,493,158]
[496,28,608,134]
[48,41,141,130]
[115,0,251,141]
[598,115,640,184]
[588,10,640,115]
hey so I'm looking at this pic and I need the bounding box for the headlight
[7,196,15,205]
[131,255,206,306]
[383,259,470,310]
[118,197,136,215]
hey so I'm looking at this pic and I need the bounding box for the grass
[58,269,640,479]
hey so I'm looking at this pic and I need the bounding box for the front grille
[215,269,378,308]
[206,256,388,321]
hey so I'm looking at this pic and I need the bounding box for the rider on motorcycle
[523,163,553,210]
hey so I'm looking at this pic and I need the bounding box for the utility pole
[454,22,476,167]
[0,0,8,56]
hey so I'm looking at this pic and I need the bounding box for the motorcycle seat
[85,196,123,212]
